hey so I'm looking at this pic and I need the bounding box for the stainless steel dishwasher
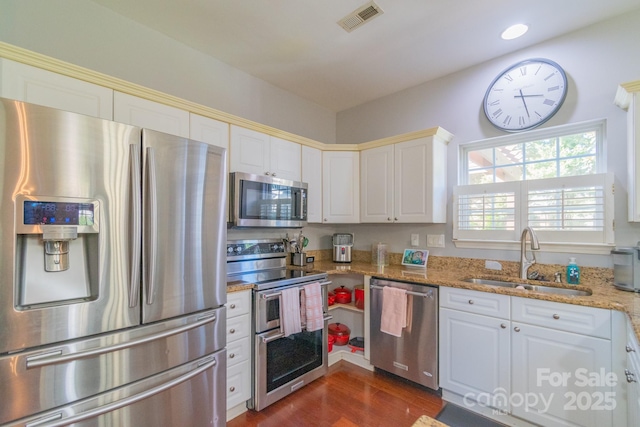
[370,278,438,390]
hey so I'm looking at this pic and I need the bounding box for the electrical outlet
[411,234,419,246]
[427,234,445,248]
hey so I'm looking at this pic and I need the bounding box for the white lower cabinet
[225,290,252,421]
[439,288,614,427]
[440,308,511,412]
[626,325,640,426]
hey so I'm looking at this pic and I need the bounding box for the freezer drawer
[6,350,226,427]
[0,308,225,425]
[370,279,439,390]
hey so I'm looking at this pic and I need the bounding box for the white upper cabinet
[269,136,302,181]
[0,58,113,119]
[113,91,190,137]
[322,151,360,223]
[616,84,640,221]
[302,146,323,223]
[189,113,229,149]
[360,145,394,222]
[230,125,301,181]
[361,134,449,223]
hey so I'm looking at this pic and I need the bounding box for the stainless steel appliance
[226,239,331,411]
[370,278,439,390]
[229,172,308,228]
[612,246,640,292]
[0,98,228,426]
[332,233,354,263]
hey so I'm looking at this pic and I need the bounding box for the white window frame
[454,120,614,255]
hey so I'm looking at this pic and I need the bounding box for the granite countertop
[304,260,640,341]
[225,254,640,342]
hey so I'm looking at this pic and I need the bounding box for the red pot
[354,285,364,310]
[327,291,336,306]
[333,286,352,304]
[328,322,350,346]
[328,335,335,352]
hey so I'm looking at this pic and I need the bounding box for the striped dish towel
[281,287,302,337]
[301,282,324,332]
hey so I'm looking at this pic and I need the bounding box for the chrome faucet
[519,227,540,279]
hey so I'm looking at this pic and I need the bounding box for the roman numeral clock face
[483,58,568,132]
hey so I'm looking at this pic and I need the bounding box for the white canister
[371,243,388,266]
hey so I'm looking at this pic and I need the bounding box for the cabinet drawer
[226,290,251,319]
[227,337,251,368]
[227,360,251,408]
[512,297,611,339]
[440,287,510,318]
[227,313,251,343]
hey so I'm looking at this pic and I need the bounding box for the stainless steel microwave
[229,172,308,228]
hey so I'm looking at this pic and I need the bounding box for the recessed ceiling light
[501,24,529,40]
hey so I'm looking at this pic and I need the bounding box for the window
[454,121,613,254]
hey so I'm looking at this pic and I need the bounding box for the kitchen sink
[462,278,592,297]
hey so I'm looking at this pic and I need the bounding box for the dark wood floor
[227,361,445,427]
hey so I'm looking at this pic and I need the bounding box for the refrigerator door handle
[25,356,218,427]
[26,312,217,369]
[144,146,158,306]
[129,144,142,308]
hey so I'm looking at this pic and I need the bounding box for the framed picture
[401,249,428,268]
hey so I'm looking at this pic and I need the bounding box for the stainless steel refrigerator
[0,98,228,426]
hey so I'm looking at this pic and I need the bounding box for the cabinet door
[627,93,640,221]
[511,323,613,427]
[189,113,229,150]
[439,308,510,411]
[302,146,323,223]
[322,151,360,223]
[0,58,113,119]
[394,137,446,223]
[270,137,301,181]
[114,92,189,137]
[229,125,270,175]
[360,145,394,223]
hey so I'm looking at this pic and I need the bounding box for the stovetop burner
[226,238,327,290]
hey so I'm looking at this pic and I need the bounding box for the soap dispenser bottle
[567,257,580,285]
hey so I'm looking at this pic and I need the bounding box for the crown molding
[0,42,453,151]
[614,79,640,110]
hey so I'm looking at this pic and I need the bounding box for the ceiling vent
[338,1,384,32]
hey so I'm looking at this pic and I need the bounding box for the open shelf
[328,302,363,313]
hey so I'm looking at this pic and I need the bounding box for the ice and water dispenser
[15,196,100,307]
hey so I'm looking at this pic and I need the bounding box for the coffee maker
[332,233,354,263]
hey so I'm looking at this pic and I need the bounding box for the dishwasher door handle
[370,284,434,299]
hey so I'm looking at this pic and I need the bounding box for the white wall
[335,10,640,268]
[0,0,336,144]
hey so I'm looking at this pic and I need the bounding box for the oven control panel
[226,239,285,260]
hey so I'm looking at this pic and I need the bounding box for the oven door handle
[259,314,333,344]
[259,281,332,299]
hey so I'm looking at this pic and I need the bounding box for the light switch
[427,234,445,248]
[411,234,419,246]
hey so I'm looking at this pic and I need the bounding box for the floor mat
[435,403,507,427]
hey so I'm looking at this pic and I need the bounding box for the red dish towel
[301,282,324,332]
[281,287,302,337]
[380,286,407,337]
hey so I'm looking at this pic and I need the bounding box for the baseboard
[226,402,248,422]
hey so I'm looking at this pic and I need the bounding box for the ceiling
[91,0,640,112]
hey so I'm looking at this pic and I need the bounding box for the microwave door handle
[128,145,142,308]
[296,189,304,219]
[145,147,158,306]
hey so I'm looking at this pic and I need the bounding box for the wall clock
[483,58,568,132]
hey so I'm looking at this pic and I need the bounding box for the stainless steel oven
[229,172,308,228]
[226,239,331,411]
